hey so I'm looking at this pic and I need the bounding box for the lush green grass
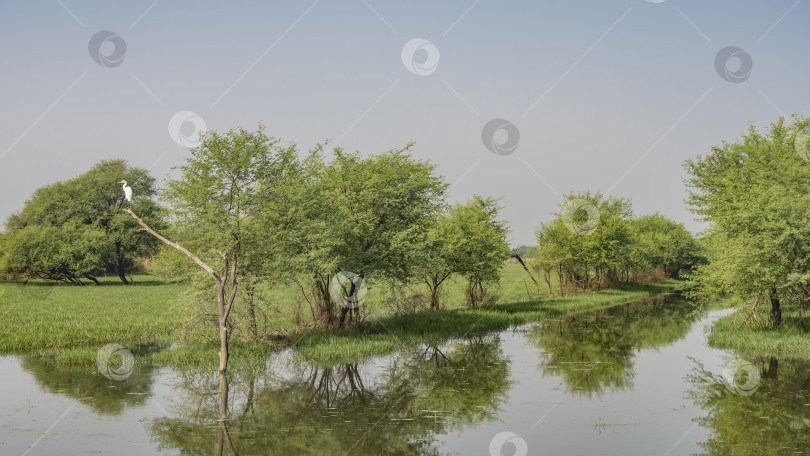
[707,303,810,358]
[0,267,686,370]
[0,277,186,353]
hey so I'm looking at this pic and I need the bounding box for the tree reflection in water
[527,295,697,397]
[20,347,160,415]
[150,335,510,455]
[686,356,810,455]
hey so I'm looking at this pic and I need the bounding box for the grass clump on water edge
[285,279,688,365]
[706,303,810,358]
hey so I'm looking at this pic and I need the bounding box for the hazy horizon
[2,0,808,245]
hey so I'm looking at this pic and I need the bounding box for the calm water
[2,294,808,455]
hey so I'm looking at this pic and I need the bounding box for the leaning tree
[125,125,294,372]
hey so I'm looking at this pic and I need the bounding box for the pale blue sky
[1,0,808,244]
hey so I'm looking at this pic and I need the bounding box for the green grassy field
[706,303,810,358]
[0,264,688,369]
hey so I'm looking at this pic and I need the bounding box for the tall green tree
[292,144,448,324]
[534,192,634,293]
[684,116,810,325]
[445,196,511,307]
[2,159,161,284]
[127,124,295,372]
[626,214,703,278]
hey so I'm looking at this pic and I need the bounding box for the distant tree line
[533,191,703,296]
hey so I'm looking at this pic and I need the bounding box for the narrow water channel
[2,293,808,455]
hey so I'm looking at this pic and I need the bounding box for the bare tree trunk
[770,286,782,326]
[217,282,229,372]
[115,250,129,285]
[429,284,439,310]
[511,252,540,288]
[543,270,553,297]
[216,373,237,455]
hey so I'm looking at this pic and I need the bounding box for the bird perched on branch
[119,180,132,202]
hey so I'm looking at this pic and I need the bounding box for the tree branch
[121,208,220,282]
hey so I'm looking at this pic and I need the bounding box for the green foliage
[306,144,447,277]
[513,244,538,258]
[1,159,162,283]
[283,143,449,321]
[534,192,701,294]
[627,214,704,278]
[684,115,810,318]
[1,224,113,284]
[411,196,511,309]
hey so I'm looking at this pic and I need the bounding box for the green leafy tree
[443,196,511,307]
[292,144,448,324]
[684,116,810,325]
[627,214,703,278]
[126,125,294,372]
[2,159,162,284]
[534,192,634,293]
[0,224,113,284]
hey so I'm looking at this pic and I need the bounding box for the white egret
[119,180,132,202]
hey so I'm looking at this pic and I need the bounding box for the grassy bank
[707,304,810,358]
[0,268,688,369]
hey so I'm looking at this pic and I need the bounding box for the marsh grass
[0,277,186,353]
[707,303,810,358]
[0,267,686,370]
